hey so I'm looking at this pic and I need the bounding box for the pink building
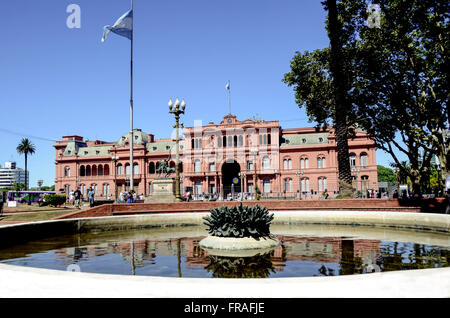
[54,114,377,200]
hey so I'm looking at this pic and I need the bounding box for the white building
[0,162,28,189]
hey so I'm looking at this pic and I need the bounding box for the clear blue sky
[0,0,401,188]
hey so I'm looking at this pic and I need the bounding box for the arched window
[134,163,139,175]
[283,159,288,170]
[86,165,91,176]
[318,177,327,192]
[64,167,70,177]
[104,164,110,176]
[103,184,110,197]
[125,163,131,175]
[79,165,85,177]
[284,178,293,192]
[349,153,357,167]
[305,158,309,169]
[317,157,322,169]
[117,164,123,175]
[360,153,368,167]
[262,156,270,170]
[194,159,201,173]
[300,158,305,169]
[92,165,98,176]
[149,162,155,174]
[98,165,103,176]
[322,157,326,168]
[301,178,310,193]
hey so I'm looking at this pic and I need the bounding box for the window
[262,156,270,170]
[64,167,70,177]
[259,133,271,145]
[284,159,292,170]
[247,160,253,170]
[209,162,215,172]
[317,157,326,169]
[194,181,202,195]
[134,163,139,175]
[284,178,293,192]
[117,164,123,175]
[103,184,110,197]
[301,178,310,193]
[305,158,309,169]
[318,177,327,192]
[238,135,243,147]
[193,138,202,149]
[283,159,288,170]
[125,163,131,175]
[104,165,110,176]
[194,160,201,173]
[80,166,85,177]
[288,159,292,169]
[302,138,307,144]
[98,165,103,176]
[263,178,271,193]
[86,165,91,176]
[349,154,357,167]
[360,153,368,167]
[149,162,155,174]
[248,183,254,193]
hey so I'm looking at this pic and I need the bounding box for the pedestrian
[87,187,95,208]
[73,187,82,209]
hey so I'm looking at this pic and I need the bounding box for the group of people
[69,187,96,209]
[118,190,137,203]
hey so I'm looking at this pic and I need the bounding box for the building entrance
[221,161,241,199]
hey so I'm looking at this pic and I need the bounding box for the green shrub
[203,203,274,239]
[44,194,66,207]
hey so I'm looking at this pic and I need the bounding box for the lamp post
[296,170,304,200]
[238,172,246,200]
[111,155,119,202]
[169,98,186,202]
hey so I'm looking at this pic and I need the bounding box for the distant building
[54,114,378,200]
[0,161,28,189]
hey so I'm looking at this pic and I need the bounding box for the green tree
[16,138,36,191]
[284,0,362,196]
[377,165,396,185]
[284,0,448,195]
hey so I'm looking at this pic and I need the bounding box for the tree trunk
[326,0,353,196]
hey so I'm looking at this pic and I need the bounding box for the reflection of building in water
[53,235,381,273]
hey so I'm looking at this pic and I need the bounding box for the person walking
[73,187,82,209]
[88,187,95,208]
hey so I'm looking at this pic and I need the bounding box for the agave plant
[203,203,274,239]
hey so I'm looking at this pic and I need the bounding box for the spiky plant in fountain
[203,203,274,239]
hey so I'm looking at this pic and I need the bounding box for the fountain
[0,206,449,297]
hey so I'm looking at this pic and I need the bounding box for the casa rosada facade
[54,114,378,200]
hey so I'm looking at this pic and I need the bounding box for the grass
[0,210,74,222]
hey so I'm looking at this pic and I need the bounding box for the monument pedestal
[144,178,177,203]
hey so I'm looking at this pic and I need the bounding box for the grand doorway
[221,160,241,199]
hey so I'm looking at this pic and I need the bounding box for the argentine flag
[101,9,133,43]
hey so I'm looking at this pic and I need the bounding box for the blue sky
[0,0,400,188]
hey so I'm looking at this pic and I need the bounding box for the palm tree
[16,138,36,191]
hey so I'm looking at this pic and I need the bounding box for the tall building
[0,161,28,189]
[54,114,378,200]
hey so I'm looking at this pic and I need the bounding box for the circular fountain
[0,209,449,297]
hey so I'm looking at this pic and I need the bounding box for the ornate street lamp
[169,98,186,202]
[111,155,120,202]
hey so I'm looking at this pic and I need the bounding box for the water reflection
[0,228,449,278]
[205,253,276,278]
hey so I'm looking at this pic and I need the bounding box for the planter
[199,235,280,257]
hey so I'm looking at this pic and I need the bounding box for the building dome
[116,129,149,147]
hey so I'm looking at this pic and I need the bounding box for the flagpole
[129,0,134,194]
[227,80,231,115]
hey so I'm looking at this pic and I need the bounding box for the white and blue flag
[101,9,133,43]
